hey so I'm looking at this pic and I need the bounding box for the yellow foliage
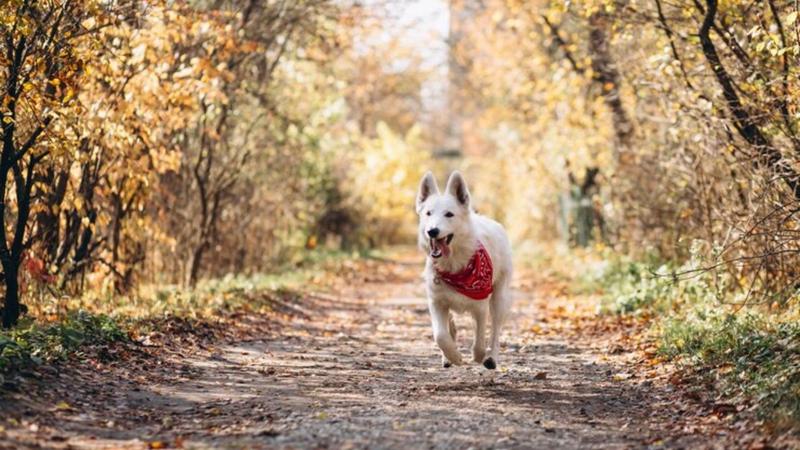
[346,122,433,244]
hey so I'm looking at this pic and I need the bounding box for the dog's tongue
[432,238,451,257]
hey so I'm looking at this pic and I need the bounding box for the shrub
[0,311,126,378]
[660,310,800,425]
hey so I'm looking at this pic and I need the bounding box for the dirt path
[1,253,751,449]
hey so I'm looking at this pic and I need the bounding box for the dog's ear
[445,171,470,208]
[416,171,439,213]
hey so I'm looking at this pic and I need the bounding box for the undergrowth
[593,255,800,429]
[0,311,125,383]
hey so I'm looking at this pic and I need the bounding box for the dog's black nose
[427,228,440,238]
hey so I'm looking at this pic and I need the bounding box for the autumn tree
[0,1,108,326]
[452,0,800,300]
[150,0,345,287]
[0,0,435,322]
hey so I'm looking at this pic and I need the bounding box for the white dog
[416,171,513,369]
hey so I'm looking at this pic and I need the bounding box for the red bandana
[435,243,494,300]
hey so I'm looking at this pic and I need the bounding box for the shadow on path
[0,255,739,449]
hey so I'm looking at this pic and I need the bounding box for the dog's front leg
[486,282,512,370]
[429,301,462,367]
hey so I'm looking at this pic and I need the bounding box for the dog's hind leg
[472,309,487,363]
[448,313,457,340]
[486,282,512,370]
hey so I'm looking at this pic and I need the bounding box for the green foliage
[592,252,728,315]
[596,260,670,313]
[0,311,126,376]
[595,252,800,426]
[600,260,670,313]
[661,310,800,426]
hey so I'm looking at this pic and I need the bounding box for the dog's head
[416,171,472,259]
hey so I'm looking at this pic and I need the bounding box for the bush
[0,311,126,377]
[594,255,728,315]
[595,253,800,426]
[596,259,672,313]
[660,311,800,425]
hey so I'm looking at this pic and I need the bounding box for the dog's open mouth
[430,234,454,258]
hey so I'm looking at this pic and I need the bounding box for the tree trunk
[1,265,19,328]
[542,13,634,160]
[698,0,800,200]
[185,240,207,287]
[588,13,634,152]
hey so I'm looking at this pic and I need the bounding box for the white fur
[416,171,513,368]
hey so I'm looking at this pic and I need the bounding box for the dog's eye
[445,212,454,218]
[426,211,432,216]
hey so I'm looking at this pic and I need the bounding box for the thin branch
[654,0,694,89]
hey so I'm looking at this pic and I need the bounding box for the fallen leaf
[612,373,630,381]
[712,403,737,416]
[54,401,72,411]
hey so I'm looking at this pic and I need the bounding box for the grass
[590,254,800,428]
[29,247,367,320]
[0,311,126,384]
[660,311,800,426]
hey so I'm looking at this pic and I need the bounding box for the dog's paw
[483,357,497,370]
[442,354,463,367]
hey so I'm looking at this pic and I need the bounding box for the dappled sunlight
[1,0,799,447]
